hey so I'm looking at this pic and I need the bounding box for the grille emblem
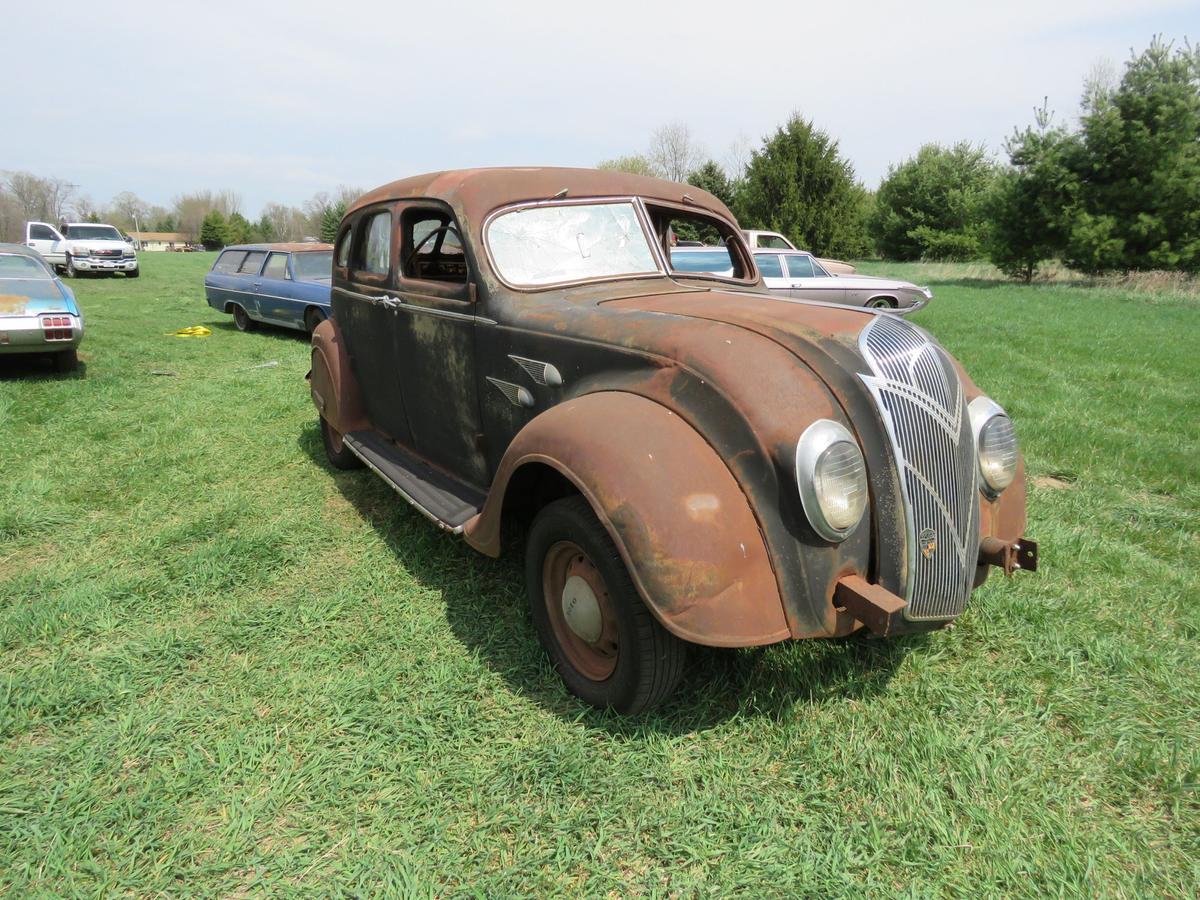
[919,527,937,559]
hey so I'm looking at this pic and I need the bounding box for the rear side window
[239,251,268,274]
[335,227,351,268]
[213,250,246,273]
[785,255,815,278]
[756,254,783,278]
[356,211,391,275]
[29,223,59,241]
[263,252,290,280]
[762,235,791,249]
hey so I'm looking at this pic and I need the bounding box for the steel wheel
[526,495,686,713]
[64,256,77,278]
[320,416,362,470]
[868,297,895,309]
[232,305,254,332]
[542,540,619,681]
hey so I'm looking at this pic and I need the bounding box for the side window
[756,254,783,278]
[213,250,246,273]
[763,235,791,249]
[355,211,392,275]
[649,204,750,280]
[263,252,290,280]
[239,251,268,275]
[29,224,59,241]
[401,209,467,283]
[335,226,352,268]
[785,255,815,278]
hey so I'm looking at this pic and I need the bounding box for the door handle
[379,295,403,309]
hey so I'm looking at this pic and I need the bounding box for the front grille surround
[858,315,980,620]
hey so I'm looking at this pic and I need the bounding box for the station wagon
[309,168,1036,712]
[205,243,333,334]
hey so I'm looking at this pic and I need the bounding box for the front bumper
[72,256,137,272]
[834,537,1038,636]
[0,315,83,354]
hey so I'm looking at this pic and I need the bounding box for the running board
[342,431,485,532]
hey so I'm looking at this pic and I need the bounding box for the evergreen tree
[736,115,866,258]
[872,142,996,261]
[685,160,738,209]
[199,211,228,250]
[320,202,346,243]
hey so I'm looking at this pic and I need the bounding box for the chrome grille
[859,316,980,620]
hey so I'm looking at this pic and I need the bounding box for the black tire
[52,349,78,372]
[232,305,255,332]
[127,268,140,278]
[304,307,325,335]
[526,495,686,713]
[64,256,77,278]
[320,417,363,470]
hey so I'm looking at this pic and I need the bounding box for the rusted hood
[603,288,874,358]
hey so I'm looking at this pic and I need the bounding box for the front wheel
[304,307,325,335]
[526,495,686,713]
[320,416,362,470]
[867,297,896,309]
[64,256,77,278]
[127,268,139,278]
[232,305,255,332]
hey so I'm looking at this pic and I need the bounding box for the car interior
[402,210,468,283]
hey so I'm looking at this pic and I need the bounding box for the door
[390,202,488,486]
[256,251,296,325]
[754,252,791,293]
[332,206,414,447]
[25,222,65,266]
[784,253,845,303]
[236,250,269,318]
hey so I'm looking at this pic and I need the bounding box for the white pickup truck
[25,221,139,278]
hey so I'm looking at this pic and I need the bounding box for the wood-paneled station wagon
[309,168,1037,713]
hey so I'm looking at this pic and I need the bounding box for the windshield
[487,201,660,287]
[669,249,735,275]
[66,225,123,242]
[0,254,51,278]
[292,250,333,282]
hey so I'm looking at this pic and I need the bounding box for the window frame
[648,199,756,287]
[397,202,472,298]
[754,252,785,279]
[351,206,395,287]
[238,250,268,276]
[262,251,291,281]
[213,249,248,274]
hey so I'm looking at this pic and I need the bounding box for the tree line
[0,176,360,248]
[602,38,1198,279]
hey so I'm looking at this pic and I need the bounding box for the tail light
[41,316,74,341]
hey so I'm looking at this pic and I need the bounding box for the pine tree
[320,202,346,244]
[199,211,228,250]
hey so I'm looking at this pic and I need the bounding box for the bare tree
[648,122,705,182]
[1081,57,1118,115]
[0,187,24,242]
[172,189,244,240]
[724,132,754,180]
[260,202,308,242]
[72,194,101,222]
[108,191,150,231]
[596,155,660,178]
[4,171,76,222]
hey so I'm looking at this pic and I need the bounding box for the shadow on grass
[209,319,313,342]
[297,423,918,734]
[0,354,88,380]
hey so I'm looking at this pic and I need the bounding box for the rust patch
[0,294,31,315]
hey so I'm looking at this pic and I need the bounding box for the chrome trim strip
[508,355,563,387]
[342,436,465,534]
[332,285,495,325]
[211,284,330,306]
[486,376,534,408]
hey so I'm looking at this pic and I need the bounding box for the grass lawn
[1,254,1198,895]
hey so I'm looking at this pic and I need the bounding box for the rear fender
[309,318,367,435]
[463,391,789,647]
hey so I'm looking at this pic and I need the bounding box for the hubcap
[542,541,618,681]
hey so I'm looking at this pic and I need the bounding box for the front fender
[463,391,789,647]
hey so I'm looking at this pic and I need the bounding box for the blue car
[205,243,333,334]
[0,243,84,372]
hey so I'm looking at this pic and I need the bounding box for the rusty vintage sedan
[309,168,1036,713]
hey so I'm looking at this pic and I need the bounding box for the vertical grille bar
[858,316,980,620]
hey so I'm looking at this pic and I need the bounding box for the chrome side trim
[508,354,563,387]
[332,285,496,325]
[486,377,534,408]
[859,315,980,620]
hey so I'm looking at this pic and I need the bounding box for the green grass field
[2,254,1197,896]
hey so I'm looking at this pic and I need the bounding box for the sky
[3,0,1195,217]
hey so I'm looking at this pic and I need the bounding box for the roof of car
[346,167,734,225]
[222,243,334,253]
[753,247,811,256]
[0,242,49,259]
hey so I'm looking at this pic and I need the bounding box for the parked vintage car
[310,168,1036,712]
[205,243,333,334]
[670,247,932,313]
[0,243,84,371]
[741,228,856,274]
[25,221,139,278]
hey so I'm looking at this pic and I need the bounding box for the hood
[70,239,131,250]
[0,279,76,317]
[602,287,874,357]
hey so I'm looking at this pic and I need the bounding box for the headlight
[123,248,135,257]
[795,419,868,541]
[968,396,1019,495]
[71,246,88,257]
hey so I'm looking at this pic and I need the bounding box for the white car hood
[832,273,918,290]
[69,239,133,252]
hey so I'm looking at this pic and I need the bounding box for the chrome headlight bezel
[968,396,1019,497]
[795,419,869,542]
